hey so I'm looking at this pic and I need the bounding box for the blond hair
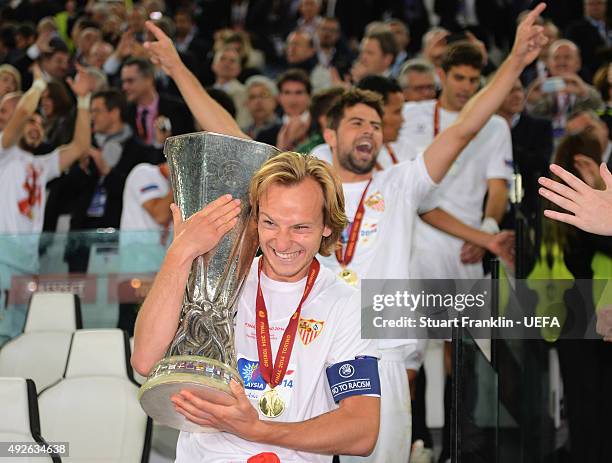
[249,152,346,256]
[0,64,21,92]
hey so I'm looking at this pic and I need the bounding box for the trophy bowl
[137,132,279,432]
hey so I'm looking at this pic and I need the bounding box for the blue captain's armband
[326,356,381,403]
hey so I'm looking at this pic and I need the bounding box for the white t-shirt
[317,153,436,282]
[392,100,513,278]
[0,133,60,234]
[119,163,171,273]
[120,163,170,231]
[176,257,377,463]
[310,143,398,170]
[0,134,60,276]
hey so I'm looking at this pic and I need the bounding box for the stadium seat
[0,293,82,392]
[0,377,60,462]
[38,329,151,462]
[24,292,82,333]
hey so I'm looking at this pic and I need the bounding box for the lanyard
[335,179,372,267]
[255,258,320,388]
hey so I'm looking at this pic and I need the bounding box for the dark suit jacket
[66,136,159,231]
[256,122,282,147]
[511,112,553,226]
[565,18,612,82]
[126,94,194,140]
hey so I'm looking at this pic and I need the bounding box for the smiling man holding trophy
[132,141,382,460]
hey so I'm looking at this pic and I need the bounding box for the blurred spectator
[39,38,71,81]
[65,89,159,272]
[68,17,98,55]
[351,29,398,82]
[86,41,114,70]
[566,109,612,165]
[256,68,311,150]
[0,65,21,98]
[285,30,317,72]
[127,6,148,44]
[527,39,604,138]
[218,29,265,81]
[41,79,74,148]
[0,24,18,65]
[121,57,194,144]
[384,0,430,56]
[434,0,502,48]
[295,85,344,154]
[295,0,323,37]
[285,29,331,91]
[314,16,354,77]
[212,46,251,127]
[173,7,210,58]
[15,23,36,51]
[593,63,612,134]
[74,27,102,65]
[386,19,410,79]
[242,75,279,139]
[566,0,612,82]
[398,58,436,102]
[0,92,22,132]
[421,26,450,74]
[497,78,553,239]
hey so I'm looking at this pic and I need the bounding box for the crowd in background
[0,1,612,463]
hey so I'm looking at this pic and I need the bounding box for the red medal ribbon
[335,179,372,267]
[433,99,441,137]
[255,258,320,388]
[375,144,399,171]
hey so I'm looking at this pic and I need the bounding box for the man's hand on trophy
[169,194,242,262]
[144,20,183,77]
[171,380,262,439]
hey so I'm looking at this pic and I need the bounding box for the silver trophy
[138,132,279,432]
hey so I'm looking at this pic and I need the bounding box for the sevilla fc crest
[298,318,324,345]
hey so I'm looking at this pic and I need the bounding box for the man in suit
[65,89,161,272]
[497,78,553,254]
[567,109,612,167]
[256,68,312,151]
[121,57,194,145]
[565,0,612,81]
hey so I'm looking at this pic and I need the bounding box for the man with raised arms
[136,5,548,462]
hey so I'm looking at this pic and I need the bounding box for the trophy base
[138,355,242,432]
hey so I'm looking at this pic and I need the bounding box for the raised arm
[58,65,95,171]
[2,65,45,150]
[132,196,242,375]
[143,21,248,140]
[423,3,547,183]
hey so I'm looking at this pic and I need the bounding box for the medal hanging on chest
[335,179,372,285]
[255,258,320,418]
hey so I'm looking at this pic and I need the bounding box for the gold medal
[258,388,285,418]
[339,268,358,286]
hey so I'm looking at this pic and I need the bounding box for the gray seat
[0,377,59,462]
[0,293,82,392]
[38,329,151,462]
